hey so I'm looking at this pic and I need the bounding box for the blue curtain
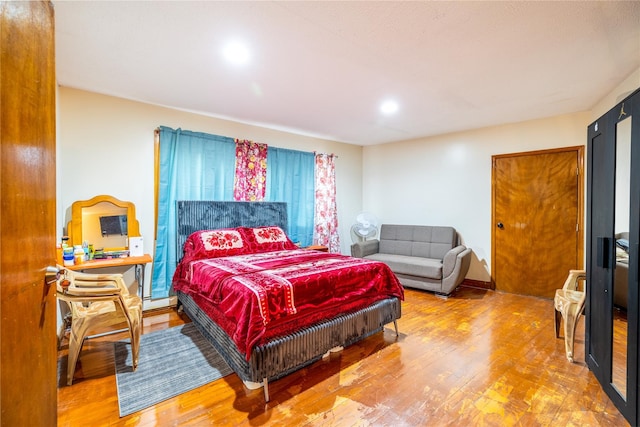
[151,126,235,299]
[265,147,315,247]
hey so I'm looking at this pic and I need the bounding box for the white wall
[362,112,591,282]
[57,87,363,308]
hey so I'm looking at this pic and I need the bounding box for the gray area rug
[114,322,233,417]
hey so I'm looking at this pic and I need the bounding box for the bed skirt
[177,291,401,401]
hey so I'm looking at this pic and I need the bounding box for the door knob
[497,222,504,229]
[45,265,60,285]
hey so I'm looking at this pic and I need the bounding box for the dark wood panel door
[492,147,583,298]
[586,124,615,380]
[586,88,640,426]
[0,1,57,425]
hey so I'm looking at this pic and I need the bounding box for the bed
[172,201,404,401]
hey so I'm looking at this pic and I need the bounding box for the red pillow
[183,228,246,261]
[241,226,298,253]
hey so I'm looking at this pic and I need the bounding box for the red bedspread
[173,249,404,358]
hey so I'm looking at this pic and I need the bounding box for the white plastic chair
[554,269,587,362]
[56,268,142,385]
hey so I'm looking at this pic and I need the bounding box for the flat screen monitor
[99,214,128,236]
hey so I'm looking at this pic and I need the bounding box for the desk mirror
[67,195,140,250]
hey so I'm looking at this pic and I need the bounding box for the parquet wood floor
[57,286,630,426]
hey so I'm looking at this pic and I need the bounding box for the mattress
[174,246,404,358]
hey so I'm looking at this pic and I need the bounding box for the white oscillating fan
[350,212,379,243]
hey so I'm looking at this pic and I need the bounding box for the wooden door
[1,2,57,425]
[492,147,583,298]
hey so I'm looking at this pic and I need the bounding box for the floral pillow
[183,228,246,260]
[241,226,298,253]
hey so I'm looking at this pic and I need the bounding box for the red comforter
[173,249,404,358]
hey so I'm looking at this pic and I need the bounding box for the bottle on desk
[74,245,85,265]
[60,236,74,266]
[63,247,74,266]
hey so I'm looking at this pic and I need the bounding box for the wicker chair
[56,268,142,385]
[554,269,587,363]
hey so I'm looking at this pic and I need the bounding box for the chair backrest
[56,269,127,306]
[562,269,587,293]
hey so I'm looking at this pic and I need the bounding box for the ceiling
[54,1,640,146]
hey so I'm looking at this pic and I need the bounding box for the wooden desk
[66,254,152,299]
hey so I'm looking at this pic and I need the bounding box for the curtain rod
[157,127,338,158]
[313,151,339,158]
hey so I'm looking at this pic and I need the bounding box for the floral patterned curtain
[233,139,267,201]
[314,153,340,252]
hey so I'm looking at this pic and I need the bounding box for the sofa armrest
[350,239,379,258]
[442,245,466,277]
[441,245,472,294]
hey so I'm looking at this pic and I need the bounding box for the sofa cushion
[365,253,443,279]
[378,224,456,259]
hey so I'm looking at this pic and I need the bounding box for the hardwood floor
[57,286,629,426]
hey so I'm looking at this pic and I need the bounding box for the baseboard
[461,278,494,290]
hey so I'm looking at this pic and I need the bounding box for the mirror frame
[67,195,141,247]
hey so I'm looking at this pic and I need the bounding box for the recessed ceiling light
[380,100,399,115]
[222,41,250,65]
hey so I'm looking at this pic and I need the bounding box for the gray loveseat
[351,224,472,296]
